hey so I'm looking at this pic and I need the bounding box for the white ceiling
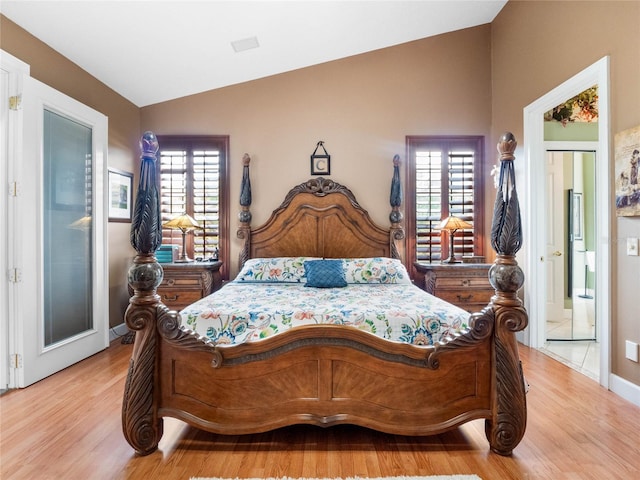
[1,0,507,107]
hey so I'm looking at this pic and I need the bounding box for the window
[157,135,229,277]
[406,136,485,269]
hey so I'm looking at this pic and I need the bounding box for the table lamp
[163,213,201,263]
[439,215,473,264]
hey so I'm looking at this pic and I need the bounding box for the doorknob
[553,251,562,256]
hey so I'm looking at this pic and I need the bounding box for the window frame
[405,135,485,275]
[156,135,230,280]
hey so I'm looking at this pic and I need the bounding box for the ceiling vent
[231,36,260,53]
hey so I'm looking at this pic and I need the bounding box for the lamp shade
[163,213,201,263]
[439,216,473,264]
[438,216,473,232]
[163,213,200,232]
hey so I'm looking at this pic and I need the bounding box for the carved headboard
[237,157,405,267]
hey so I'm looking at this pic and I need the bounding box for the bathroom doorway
[545,149,596,342]
[523,57,610,387]
[543,148,599,380]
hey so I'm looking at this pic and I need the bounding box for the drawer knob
[162,294,179,301]
[457,294,473,302]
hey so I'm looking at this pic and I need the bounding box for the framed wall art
[310,140,331,175]
[614,125,640,217]
[108,168,133,222]
[572,191,583,240]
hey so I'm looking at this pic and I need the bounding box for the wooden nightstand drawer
[161,276,203,288]
[158,289,202,309]
[157,261,223,311]
[436,276,489,289]
[438,289,493,306]
[413,262,493,313]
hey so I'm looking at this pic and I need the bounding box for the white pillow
[343,257,411,284]
[235,257,320,283]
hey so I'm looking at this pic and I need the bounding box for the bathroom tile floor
[540,291,599,381]
[541,339,600,381]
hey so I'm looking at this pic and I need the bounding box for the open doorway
[543,147,598,380]
[523,56,611,388]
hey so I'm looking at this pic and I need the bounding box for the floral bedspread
[179,282,471,347]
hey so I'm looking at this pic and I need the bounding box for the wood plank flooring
[1,339,639,480]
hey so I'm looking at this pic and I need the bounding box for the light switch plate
[625,340,639,362]
[627,237,639,256]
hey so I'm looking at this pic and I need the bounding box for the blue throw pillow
[304,259,347,288]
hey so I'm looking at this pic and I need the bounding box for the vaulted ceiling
[1,1,507,107]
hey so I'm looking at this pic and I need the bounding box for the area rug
[190,476,482,480]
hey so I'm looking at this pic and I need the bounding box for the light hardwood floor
[1,339,639,480]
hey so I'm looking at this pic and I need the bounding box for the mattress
[179,257,471,347]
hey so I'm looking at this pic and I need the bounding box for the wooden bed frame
[123,132,528,457]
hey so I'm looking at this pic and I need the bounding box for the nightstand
[158,261,222,311]
[414,262,493,313]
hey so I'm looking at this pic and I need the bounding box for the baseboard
[109,322,130,343]
[609,373,640,408]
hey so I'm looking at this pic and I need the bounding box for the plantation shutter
[159,148,188,252]
[192,149,220,257]
[409,136,484,265]
[415,150,443,261]
[158,139,223,259]
[448,150,476,258]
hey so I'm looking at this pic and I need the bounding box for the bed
[123,132,528,457]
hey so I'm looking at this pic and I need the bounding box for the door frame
[1,50,30,390]
[523,56,611,388]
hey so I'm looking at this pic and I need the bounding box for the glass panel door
[42,110,93,346]
[15,75,108,388]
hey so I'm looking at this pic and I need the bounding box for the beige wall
[1,15,141,329]
[491,1,640,385]
[141,25,494,275]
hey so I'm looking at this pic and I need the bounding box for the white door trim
[523,56,611,389]
[1,50,30,390]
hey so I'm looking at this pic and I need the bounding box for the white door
[545,152,566,326]
[13,75,108,387]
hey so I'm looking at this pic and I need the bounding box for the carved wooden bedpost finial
[389,155,403,224]
[237,153,252,267]
[388,154,405,259]
[485,131,528,456]
[130,131,163,255]
[490,131,524,286]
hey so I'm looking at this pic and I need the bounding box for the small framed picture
[108,168,133,222]
[572,192,583,240]
[311,155,331,175]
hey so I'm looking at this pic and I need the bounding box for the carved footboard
[122,132,527,457]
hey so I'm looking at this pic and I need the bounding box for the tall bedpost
[389,154,405,259]
[485,132,529,455]
[122,131,164,456]
[237,153,252,268]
